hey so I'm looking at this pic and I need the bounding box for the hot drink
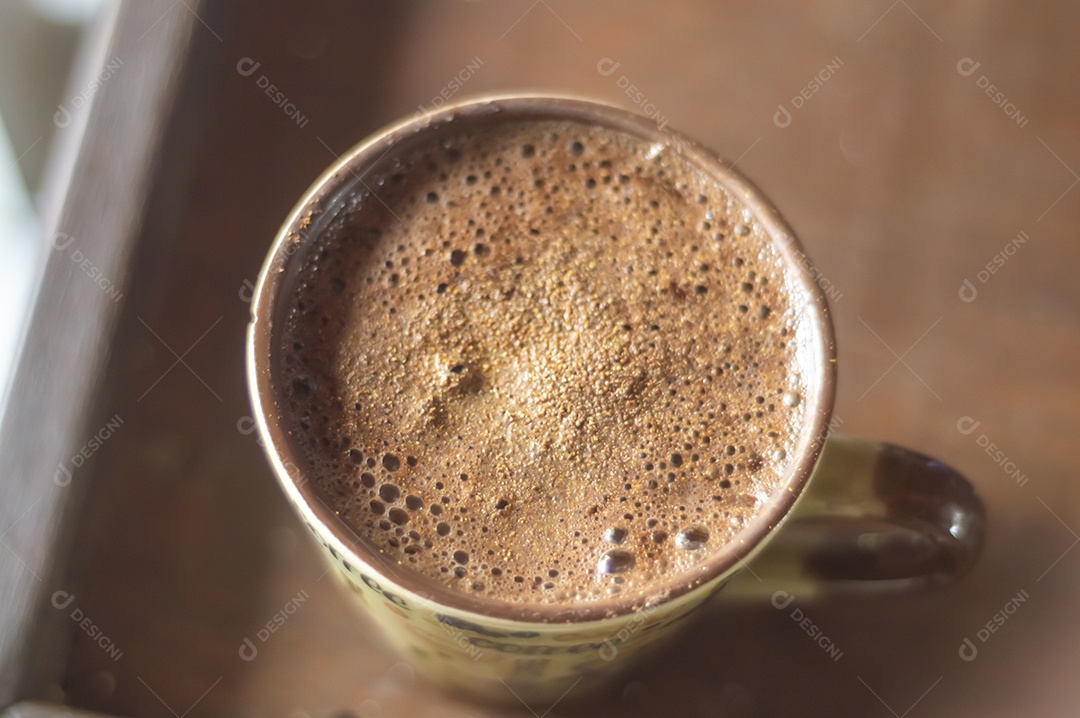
[276,116,808,606]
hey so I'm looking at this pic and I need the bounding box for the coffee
[277,116,808,606]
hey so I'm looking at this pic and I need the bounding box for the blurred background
[1,1,1078,717]
[0,0,102,398]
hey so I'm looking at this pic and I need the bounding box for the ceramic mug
[246,95,985,704]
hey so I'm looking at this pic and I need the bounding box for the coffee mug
[246,94,985,704]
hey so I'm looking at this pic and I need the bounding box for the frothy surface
[278,117,808,606]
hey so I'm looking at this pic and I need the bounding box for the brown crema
[279,117,808,605]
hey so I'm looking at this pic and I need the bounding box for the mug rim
[246,92,837,623]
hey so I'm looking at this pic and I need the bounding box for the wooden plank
[0,0,203,706]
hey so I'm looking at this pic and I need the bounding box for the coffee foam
[279,117,807,605]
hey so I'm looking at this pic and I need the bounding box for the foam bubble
[604,527,628,544]
[675,526,709,550]
[283,116,807,605]
[597,549,636,575]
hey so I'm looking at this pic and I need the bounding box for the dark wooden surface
[0,0,202,706]
[9,1,1080,716]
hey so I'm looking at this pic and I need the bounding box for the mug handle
[724,435,986,598]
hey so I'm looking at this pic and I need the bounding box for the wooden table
[2,1,1077,716]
